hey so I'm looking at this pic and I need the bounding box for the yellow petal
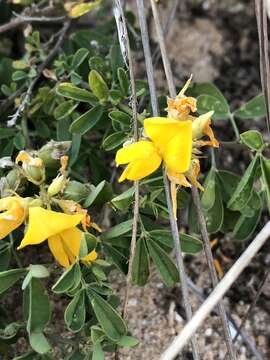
[144,117,191,153]
[0,197,26,240]
[48,227,82,268]
[18,207,83,249]
[119,155,162,182]
[48,234,70,268]
[115,140,157,165]
[61,227,82,259]
[81,249,97,262]
[163,121,192,174]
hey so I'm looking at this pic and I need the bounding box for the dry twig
[113,0,140,321]
[149,0,236,358]
[7,19,72,127]
[136,0,200,358]
[160,221,270,360]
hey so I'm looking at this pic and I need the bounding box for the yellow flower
[116,118,192,182]
[0,196,27,240]
[18,207,97,268]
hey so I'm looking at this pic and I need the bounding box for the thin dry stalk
[150,1,236,358]
[113,0,139,320]
[255,0,270,132]
[160,221,270,360]
[136,0,200,358]
[7,19,72,127]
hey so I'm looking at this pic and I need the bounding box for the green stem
[229,113,240,140]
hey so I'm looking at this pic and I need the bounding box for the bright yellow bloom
[0,196,27,240]
[18,207,97,268]
[116,118,192,182]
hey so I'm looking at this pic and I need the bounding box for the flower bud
[6,169,20,189]
[48,175,66,197]
[63,181,89,203]
[16,151,45,185]
[38,141,71,168]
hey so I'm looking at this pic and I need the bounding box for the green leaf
[233,207,262,241]
[71,48,89,69]
[146,238,179,287]
[228,155,259,211]
[109,110,131,127]
[52,262,81,294]
[203,181,224,233]
[84,180,112,207]
[88,70,109,101]
[100,220,133,241]
[69,105,104,135]
[0,128,16,139]
[217,170,240,203]
[53,100,78,120]
[117,68,129,96]
[63,181,89,202]
[29,332,50,354]
[261,155,270,214]
[12,70,28,81]
[14,133,26,150]
[132,238,149,285]
[65,290,86,332]
[57,83,98,104]
[111,187,135,210]
[103,243,128,274]
[117,335,139,348]
[92,342,104,360]
[149,230,203,254]
[201,168,216,211]
[190,82,230,119]
[91,325,105,344]
[0,322,21,340]
[197,94,230,119]
[102,132,126,151]
[234,94,266,119]
[22,265,49,290]
[110,44,125,79]
[87,290,127,341]
[240,130,264,151]
[27,278,51,334]
[0,268,26,294]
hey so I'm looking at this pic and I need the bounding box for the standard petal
[119,153,162,182]
[48,235,70,268]
[18,207,83,249]
[144,117,191,153]
[115,140,157,165]
[164,121,192,173]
